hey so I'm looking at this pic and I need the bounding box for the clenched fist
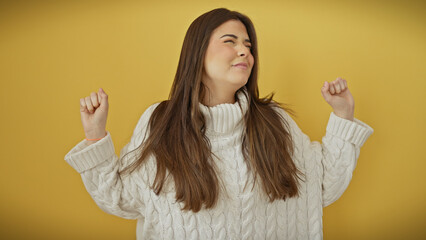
[321,77,355,121]
[80,88,109,140]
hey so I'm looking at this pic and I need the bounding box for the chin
[229,77,249,87]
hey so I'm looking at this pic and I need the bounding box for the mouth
[233,63,248,69]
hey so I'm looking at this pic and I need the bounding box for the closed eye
[224,40,252,49]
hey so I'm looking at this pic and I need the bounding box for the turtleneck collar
[199,87,249,135]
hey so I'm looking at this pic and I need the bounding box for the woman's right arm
[65,131,145,219]
[64,88,159,219]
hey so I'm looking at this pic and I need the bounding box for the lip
[233,62,248,69]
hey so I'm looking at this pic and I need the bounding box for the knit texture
[65,89,374,240]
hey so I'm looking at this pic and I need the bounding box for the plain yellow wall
[1,0,425,239]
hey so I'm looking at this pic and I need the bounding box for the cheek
[211,49,234,68]
[217,47,235,60]
[249,55,255,67]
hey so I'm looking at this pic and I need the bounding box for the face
[202,20,254,95]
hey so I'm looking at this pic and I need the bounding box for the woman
[65,8,373,240]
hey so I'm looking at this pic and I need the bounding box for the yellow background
[1,0,425,239]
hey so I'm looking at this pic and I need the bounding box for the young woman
[65,8,373,240]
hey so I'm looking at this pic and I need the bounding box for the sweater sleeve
[64,102,160,219]
[277,109,374,207]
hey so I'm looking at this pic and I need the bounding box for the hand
[80,88,109,139]
[320,77,355,121]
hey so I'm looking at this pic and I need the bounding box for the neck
[201,88,237,107]
[199,89,248,135]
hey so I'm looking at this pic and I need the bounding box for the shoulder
[145,102,163,115]
[268,100,301,138]
[130,102,164,141]
[269,100,295,124]
[135,102,163,128]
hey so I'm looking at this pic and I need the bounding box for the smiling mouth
[233,65,248,69]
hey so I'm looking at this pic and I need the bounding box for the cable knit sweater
[65,90,374,240]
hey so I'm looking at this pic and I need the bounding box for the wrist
[85,130,107,140]
[333,111,354,121]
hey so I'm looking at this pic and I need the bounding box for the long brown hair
[119,8,304,212]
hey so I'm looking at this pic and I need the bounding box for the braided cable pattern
[295,152,308,239]
[275,199,288,239]
[197,210,213,239]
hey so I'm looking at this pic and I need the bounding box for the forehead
[212,20,250,39]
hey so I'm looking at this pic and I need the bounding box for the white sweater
[65,90,374,240]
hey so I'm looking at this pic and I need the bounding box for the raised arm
[65,88,159,219]
[275,77,373,207]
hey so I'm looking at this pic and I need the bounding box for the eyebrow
[220,34,251,43]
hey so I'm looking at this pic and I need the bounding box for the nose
[237,44,250,57]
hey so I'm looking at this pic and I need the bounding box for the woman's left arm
[317,77,374,206]
[276,77,374,207]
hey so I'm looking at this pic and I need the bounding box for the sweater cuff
[64,131,116,173]
[326,112,374,147]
